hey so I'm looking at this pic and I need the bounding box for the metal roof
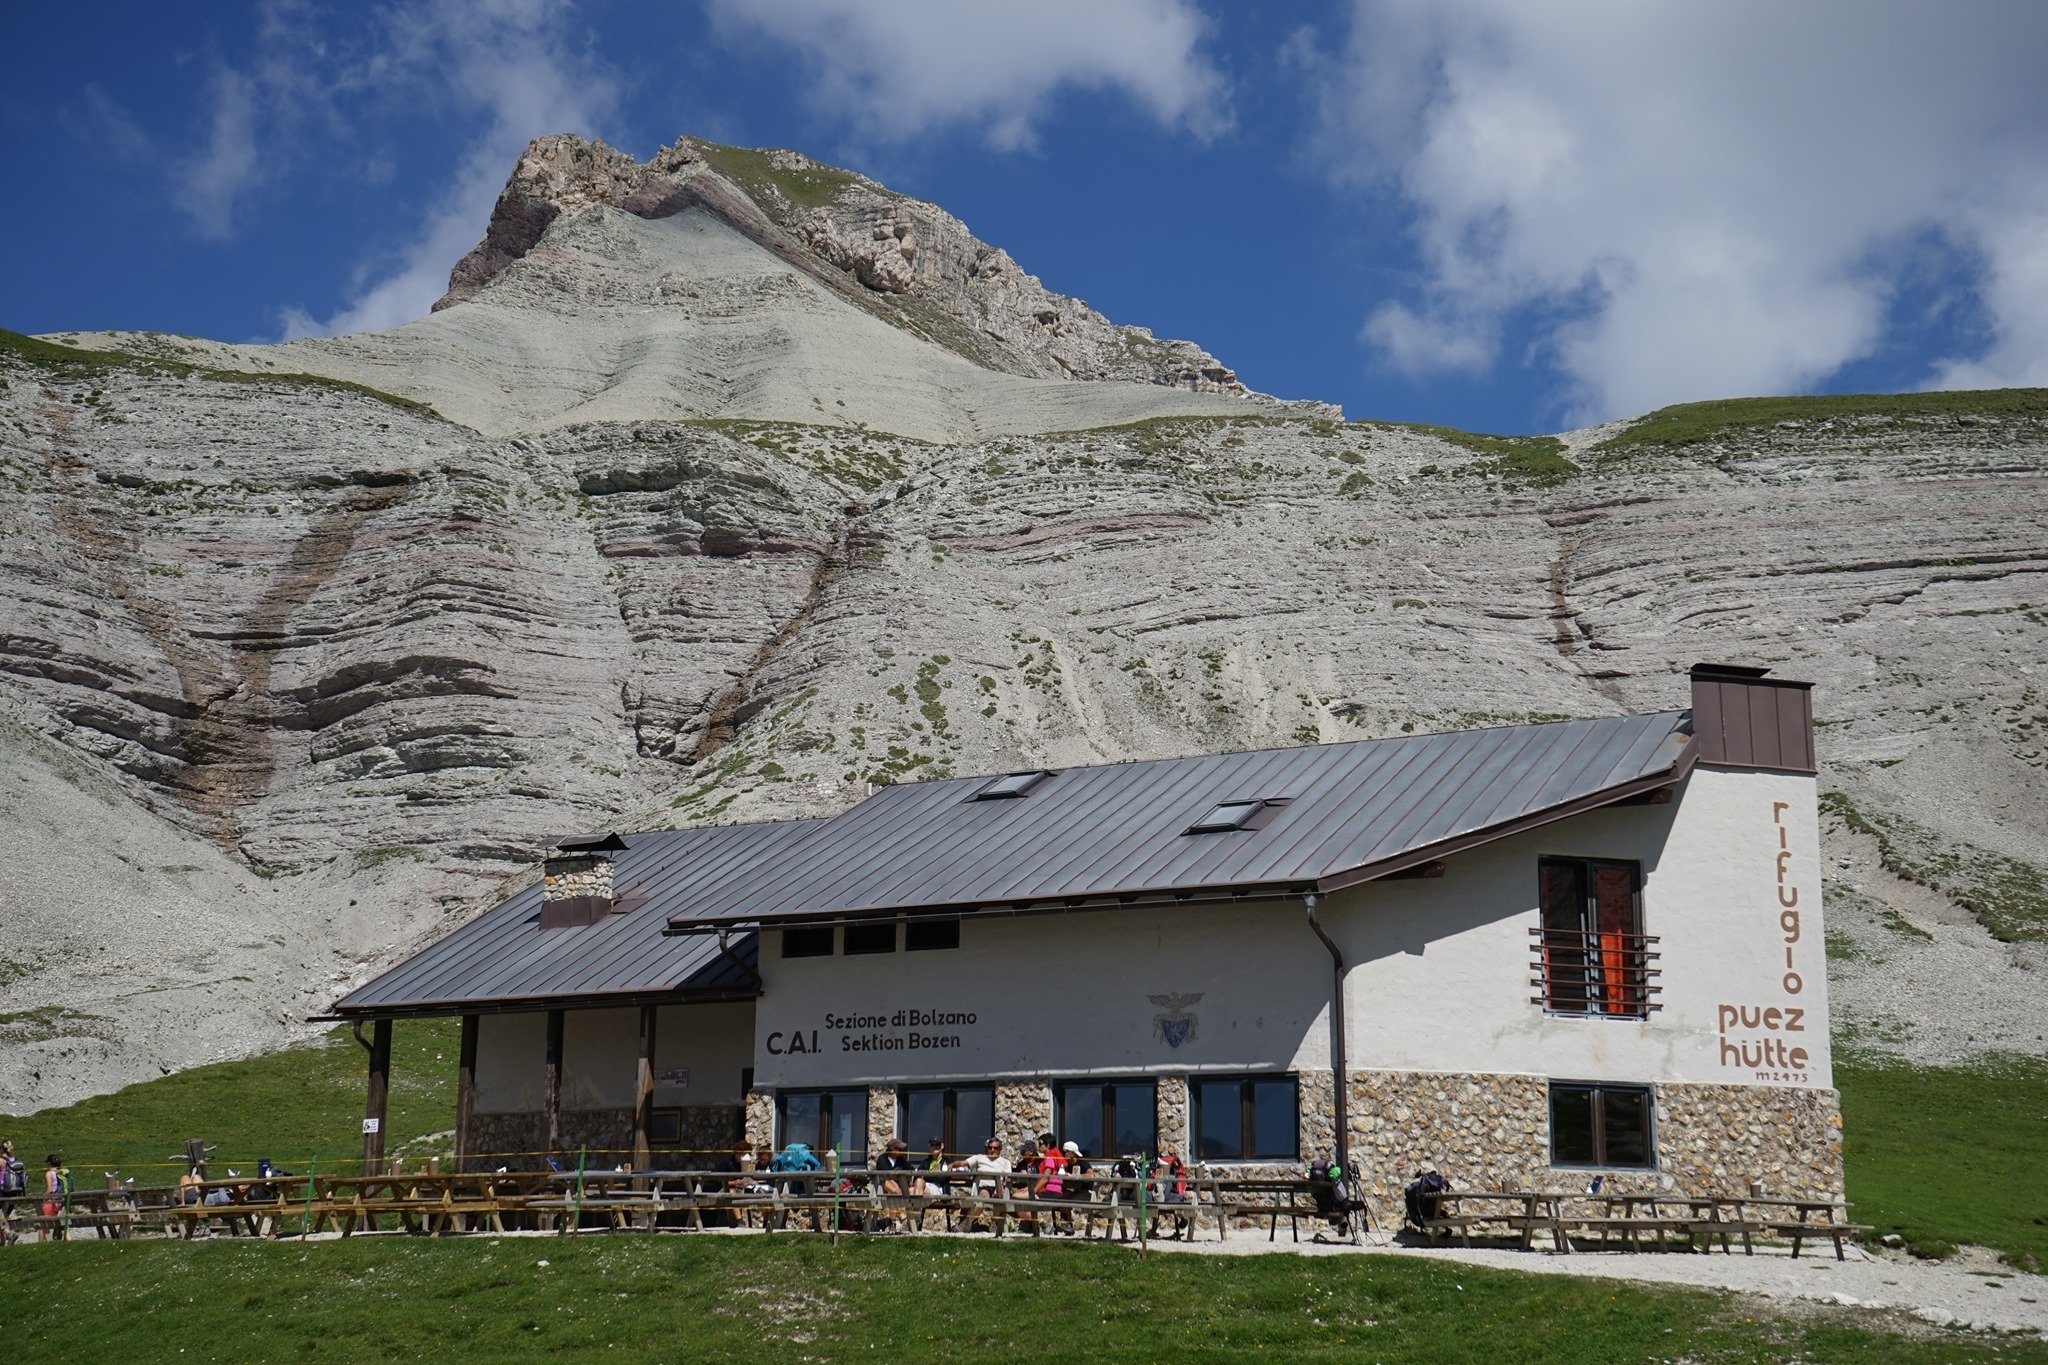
[333,819,818,1015]
[665,710,1696,928]
[338,711,1695,1014]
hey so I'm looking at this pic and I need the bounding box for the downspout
[716,927,762,990]
[1305,892,1350,1175]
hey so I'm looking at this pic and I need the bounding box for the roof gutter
[1304,891,1349,1177]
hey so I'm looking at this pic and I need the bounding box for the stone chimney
[540,833,624,930]
[1688,664,1816,773]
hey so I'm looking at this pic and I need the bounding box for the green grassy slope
[4,1020,459,1181]
[1837,1055,2048,1272]
[1597,387,2048,452]
[12,1235,2038,1364]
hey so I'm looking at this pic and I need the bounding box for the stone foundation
[1335,1070,1844,1229]
[665,1105,745,1165]
[465,1109,634,1169]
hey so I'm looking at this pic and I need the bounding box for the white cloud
[283,1,618,338]
[175,68,262,240]
[1308,1,2048,421]
[706,0,1228,150]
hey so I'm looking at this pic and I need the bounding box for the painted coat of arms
[1149,993,1202,1049]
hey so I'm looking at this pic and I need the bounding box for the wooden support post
[454,1014,479,1173]
[543,1009,565,1158]
[361,1019,392,1178]
[633,1005,657,1173]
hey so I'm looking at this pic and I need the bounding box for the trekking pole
[571,1145,587,1240]
[301,1159,318,1240]
[1137,1152,1147,1260]
[830,1147,841,1248]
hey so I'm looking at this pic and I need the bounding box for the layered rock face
[3,134,2045,1109]
[438,135,1250,394]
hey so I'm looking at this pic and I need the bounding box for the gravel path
[1149,1231,2047,1338]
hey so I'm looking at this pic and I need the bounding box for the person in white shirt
[953,1138,1013,1191]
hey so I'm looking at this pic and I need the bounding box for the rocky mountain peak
[439,133,1252,397]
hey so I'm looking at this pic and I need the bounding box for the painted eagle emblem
[1149,992,1203,1049]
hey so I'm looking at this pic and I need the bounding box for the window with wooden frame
[1534,857,1659,1017]
[898,1085,995,1161]
[1052,1080,1157,1161]
[1191,1076,1298,1162]
[777,1089,869,1164]
[1549,1081,1655,1168]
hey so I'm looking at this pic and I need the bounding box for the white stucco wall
[753,899,1333,1088]
[653,1001,755,1106]
[563,1008,640,1110]
[475,1011,546,1114]
[473,1001,765,1114]
[1330,765,1829,1088]
[752,765,1828,1093]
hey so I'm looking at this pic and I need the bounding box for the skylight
[1185,799,1271,834]
[972,770,1051,800]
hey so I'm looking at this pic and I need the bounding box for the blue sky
[4,1,2046,434]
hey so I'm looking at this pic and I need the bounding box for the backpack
[0,1156,24,1194]
[1403,1170,1449,1229]
[770,1143,821,1173]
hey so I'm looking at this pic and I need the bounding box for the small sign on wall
[658,1068,689,1087]
[362,1118,381,1134]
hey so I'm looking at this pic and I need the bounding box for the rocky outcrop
[5,133,2046,1109]
[436,134,1251,396]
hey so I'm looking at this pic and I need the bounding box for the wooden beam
[543,1009,565,1158]
[362,1019,391,1178]
[454,1014,479,1173]
[633,1005,657,1173]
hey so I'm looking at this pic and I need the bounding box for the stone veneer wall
[1336,1070,1844,1228]
[670,1105,746,1165]
[541,855,613,901]
[867,1085,897,1158]
[1155,1075,1189,1156]
[1297,1069,1337,1163]
[465,1109,635,1169]
[744,1089,775,1151]
[995,1081,1052,1150]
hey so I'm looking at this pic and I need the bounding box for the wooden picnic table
[1425,1190,1574,1252]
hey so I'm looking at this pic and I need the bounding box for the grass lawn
[1836,1054,2048,1272]
[5,1019,461,1182]
[7,1033,2047,1359]
[11,1234,2040,1364]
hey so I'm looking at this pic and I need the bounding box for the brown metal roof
[332,819,818,1016]
[339,711,1697,1013]
[664,711,1696,928]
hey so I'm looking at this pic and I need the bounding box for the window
[899,1085,994,1160]
[1549,1082,1654,1168]
[781,926,834,958]
[905,917,960,951]
[1536,857,1656,1017]
[973,770,1050,800]
[1184,797,1290,835]
[778,1089,870,1163]
[843,921,897,955]
[1053,1080,1157,1160]
[1192,1076,1299,1161]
